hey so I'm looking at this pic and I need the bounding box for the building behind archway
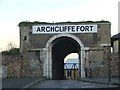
[19,21,111,79]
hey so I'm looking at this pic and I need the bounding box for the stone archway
[43,34,85,79]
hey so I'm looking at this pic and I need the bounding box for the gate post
[81,47,89,78]
[81,48,85,78]
[47,48,52,78]
[42,48,52,79]
[40,48,47,77]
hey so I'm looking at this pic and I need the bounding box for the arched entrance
[52,37,80,80]
[44,34,85,79]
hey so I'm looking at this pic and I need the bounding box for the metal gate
[64,63,79,80]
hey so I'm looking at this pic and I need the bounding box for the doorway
[52,37,80,80]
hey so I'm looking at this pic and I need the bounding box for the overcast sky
[0,0,119,51]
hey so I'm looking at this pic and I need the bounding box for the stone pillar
[81,47,89,78]
[41,48,47,77]
[43,48,52,78]
[81,49,85,78]
[48,49,52,78]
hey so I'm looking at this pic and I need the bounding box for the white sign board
[32,25,97,34]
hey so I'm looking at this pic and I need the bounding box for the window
[23,36,27,41]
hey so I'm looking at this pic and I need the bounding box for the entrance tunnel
[52,37,81,80]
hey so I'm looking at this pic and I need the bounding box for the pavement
[80,77,120,85]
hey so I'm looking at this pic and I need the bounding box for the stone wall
[89,61,108,78]
[20,51,42,77]
[19,22,111,52]
[2,53,118,78]
[2,55,42,78]
[87,52,119,78]
[2,55,21,78]
[111,53,118,78]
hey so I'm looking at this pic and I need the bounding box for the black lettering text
[46,27,50,32]
[76,26,80,31]
[68,26,71,31]
[64,26,68,32]
[80,26,85,31]
[41,27,45,32]
[85,26,89,31]
[37,27,41,32]
[71,26,75,32]
[50,27,55,32]
[89,26,93,31]
[55,26,60,32]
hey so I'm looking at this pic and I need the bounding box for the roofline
[18,20,111,27]
[111,33,120,41]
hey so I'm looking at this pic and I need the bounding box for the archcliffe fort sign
[32,25,97,34]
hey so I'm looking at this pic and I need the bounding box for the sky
[0,0,119,51]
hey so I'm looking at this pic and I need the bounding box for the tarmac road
[2,78,119,90]
[2,77,41,89]
[28,80,118,90]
